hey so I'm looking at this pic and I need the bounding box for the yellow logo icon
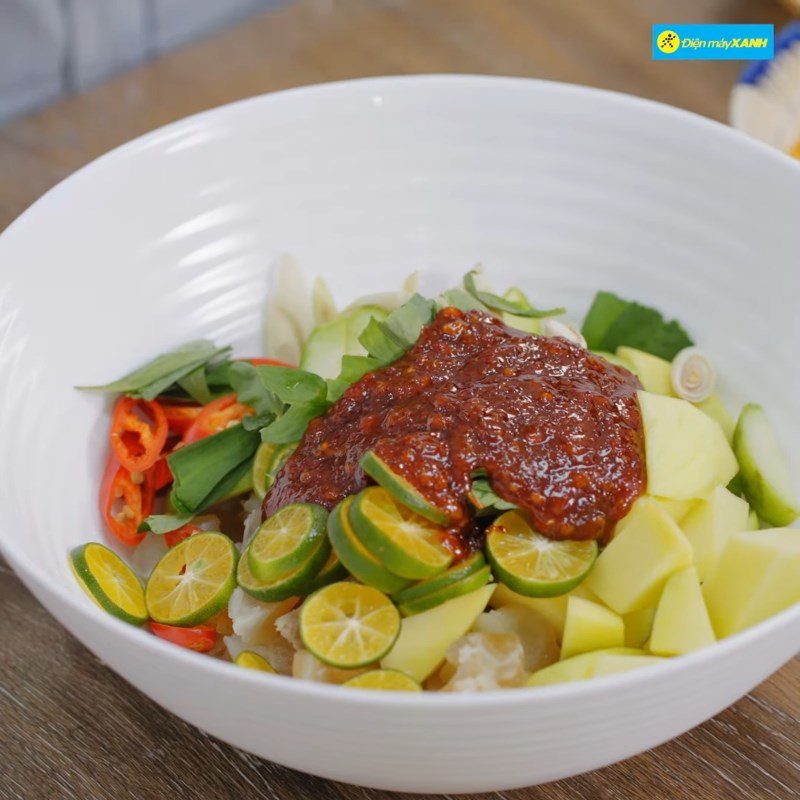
[657,30,681,54]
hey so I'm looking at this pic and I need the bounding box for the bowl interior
[1,74,799,655]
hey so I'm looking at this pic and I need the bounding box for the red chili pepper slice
[148,455,173,492]
[150,621,217,652]
[99,455,154,546]
[110,397,168,473]
[242,357,294,367]
[160,402,203,436]
[146,429,186,492]
[182,394,254,444]
[164,523,201,549]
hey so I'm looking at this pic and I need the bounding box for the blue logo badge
[653,24,774,60]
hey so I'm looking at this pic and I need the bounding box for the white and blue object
[731,22,800,157]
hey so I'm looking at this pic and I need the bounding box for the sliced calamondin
[299,582,401,668]
[145,531,238,626]
[485,511,597,598]
[70,543,148,626]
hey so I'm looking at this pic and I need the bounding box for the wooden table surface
[1,1,798,798]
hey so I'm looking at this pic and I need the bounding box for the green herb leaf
[205,359,236,388]
[463,271,564,319]
[255,365,328,405]
[260,402,329,444]
[326,354,381,402]
[358,294,435,366]
[358,318,408,364]
[242,414,273,431]
[228,361,282,417]
[199,456,254,508]
[383,294,436,343]
[581,291,628,349]
[231,361,333,446]
[177,365,214,405]
[167,493,193,518]
[167,424,260,513]
[437,288,490,312]
[469,478,518,514]
[139,514,193,535]
[77,340,231,400]
[581,291,693,360]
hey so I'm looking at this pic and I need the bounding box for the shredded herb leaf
[241,414,273,431]
[139,513,193,535]
[581,291,693,360]
[205,359,237,388]
[327,355,381,402]
[255,365,328,406]
[581,291,628,348]
[437,288,490,312]
[253,300,429,442]
[469,477,518,514]
[463,271,564,319]
[260,402,330,443]
[383,294,436,343]
[167,424,260,513]
[230,362,332,445]
[197,456,254,508]
[177,365,215,405]
[77,340,231,401]
[358,293,435,366]
[358,318,408,364]
[227,361,282,417]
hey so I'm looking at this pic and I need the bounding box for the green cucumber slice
[359,450,449,525]
[300,317,347,380]
[733,403,799,526]
[345,305,388,352]
[300,306,388,379]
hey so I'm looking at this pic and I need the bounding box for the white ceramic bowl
[1,76,799,794]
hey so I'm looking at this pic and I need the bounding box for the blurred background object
[730,21,800,156]
[1,0,796,230]
[0,0,286,123]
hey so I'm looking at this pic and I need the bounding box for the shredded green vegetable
[462,271,564,319]
[77,340,231,401]
[167,424,260,513]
